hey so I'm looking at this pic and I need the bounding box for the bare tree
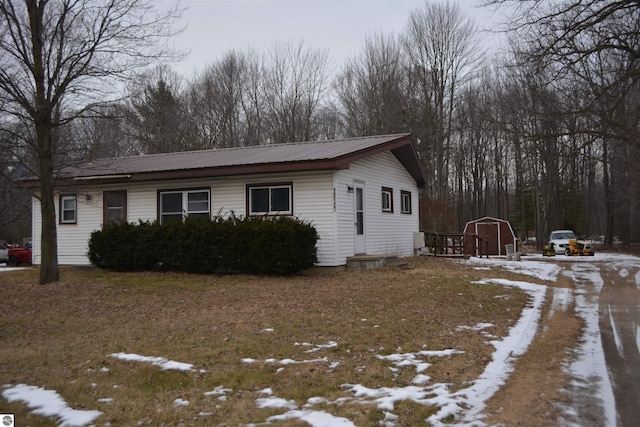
[335,31,407,137]
[453,70,505,225]
[486,0,640,136]
[185,51,250,149]
[485,0,640,244]
[0,0,183,284]
[73,103,138,160]
[261,40,329,143]
[0,128,31,243]
[240,50,266,146]
[402,0,481,202]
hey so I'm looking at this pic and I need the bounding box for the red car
[7,242,32,266]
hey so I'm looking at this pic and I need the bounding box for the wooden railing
[423,232,489,258]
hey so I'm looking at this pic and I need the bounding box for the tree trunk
[27,0,59,284]
[602,140,614,248]
[37,123,59,285]
[628,146,640,243]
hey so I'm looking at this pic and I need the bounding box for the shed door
[354,182,366,254]
[476,222,500,255]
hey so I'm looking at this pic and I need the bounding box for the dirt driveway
[595,260,640,427]
[557,256,640,427]
[483,254,640,427]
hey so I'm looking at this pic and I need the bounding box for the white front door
[354,181,366,254]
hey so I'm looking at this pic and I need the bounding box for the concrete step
[346,254,400,271]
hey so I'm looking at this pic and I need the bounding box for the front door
[354,181,366,254]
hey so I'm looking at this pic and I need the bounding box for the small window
[401,190,412,214]
[160,192,183,223]
[186,191,210,219]
[159,189,210,223]
[104,190,127,224]
[247,183,293,215]
[382,187,393,213]
[59,194,77,224]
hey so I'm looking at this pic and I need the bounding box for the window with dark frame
[401,190,412,214]
[104,190,127,224]
[381,187,393,213]
[247,183,293,216]
[158,188,210,223]
[186,191,210,219]
[59,194,77,224]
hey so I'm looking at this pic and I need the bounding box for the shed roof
[465,216,510,225]
[42,134,425,188]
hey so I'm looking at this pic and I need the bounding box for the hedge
[87,216,319,275]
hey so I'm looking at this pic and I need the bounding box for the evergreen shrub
[87,216,318,275]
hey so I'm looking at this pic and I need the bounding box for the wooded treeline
[2,0,639,248]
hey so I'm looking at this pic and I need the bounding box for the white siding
[33,171,339,266]
[32,153,419,268]
[31,196,39,264]
[335,151,419,264]
[33,191,105,265]
[206,172,337,266]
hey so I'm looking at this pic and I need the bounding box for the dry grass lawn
[0,256,569,426]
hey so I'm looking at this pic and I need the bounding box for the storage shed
[463,216,517,256]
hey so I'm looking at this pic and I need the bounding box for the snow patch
[549,287,573,319]
[173,398,189,407]
[266,409,357,426]
[108,352,194,371]
[256,396,297,410]
[559,263,616,426]
[2,384,102,427]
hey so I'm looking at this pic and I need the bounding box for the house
[27,134,426,268]
[463,216,518,256]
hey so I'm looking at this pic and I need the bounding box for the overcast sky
[171,0,506,77]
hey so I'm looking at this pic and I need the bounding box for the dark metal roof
[49,133,425,187]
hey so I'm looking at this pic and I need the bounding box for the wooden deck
[422,232,489,258]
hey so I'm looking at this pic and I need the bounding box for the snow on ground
[469,252,640,427]
[423,279,547,426]
[0,265,26,272]
[241,356,329,365]
[559,261,616,426]
[466,255,561,282]
[1,384,102,427]
[266,409,358,426]
[4,253,640,426]
[108,352,195,371]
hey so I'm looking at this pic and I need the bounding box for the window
[381,187,393,213]
[247,183,293,215]
[187,191,210,218]
[401,190,412,214]
[355,186,364,235]
[59,194,77,224]
[159,188,210,223]
[104,190,127,224]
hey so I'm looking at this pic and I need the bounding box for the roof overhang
[23,134,426,189]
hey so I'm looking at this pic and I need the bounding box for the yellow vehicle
[543,242,556,256]
[565,239,594,256]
